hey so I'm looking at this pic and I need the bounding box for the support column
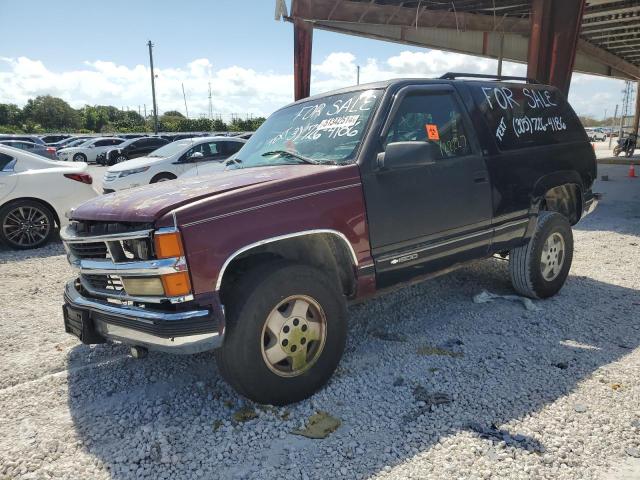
[633,81,640,136]
[527,0,586,96]
[294,18,313,101]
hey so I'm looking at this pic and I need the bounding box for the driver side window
[385,92,471,160]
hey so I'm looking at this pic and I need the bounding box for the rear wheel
[150,173,176,183]
[509,211,573,299]
[215,260,347,405]
[0,200,56,249]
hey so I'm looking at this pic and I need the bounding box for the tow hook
[130,346,148,359]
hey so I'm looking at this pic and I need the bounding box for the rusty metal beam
[527,0,586,95]
[293,18,313,100]
[291,0,530,33]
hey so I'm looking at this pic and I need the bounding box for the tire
[0,199,56,249]
[73,153,87,163]
[509,211,573,299]
[613,147,621,157]
[115,154,128,164]
[150,173,177,183]
[625,149,634,158]
[215,260,347,405]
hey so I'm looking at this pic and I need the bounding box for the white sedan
[102,136,246,192]
[57,137,125,163]
[0,145,97,249]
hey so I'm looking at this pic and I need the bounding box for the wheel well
[218,233,356,306]
[0,197,61,227]
[542,184,582,225]
[150,172,177,183]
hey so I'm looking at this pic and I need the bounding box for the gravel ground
[0,164,639,480]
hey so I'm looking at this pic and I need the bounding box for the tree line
[0,95,266,134]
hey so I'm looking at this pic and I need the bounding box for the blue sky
[0,0,631,120]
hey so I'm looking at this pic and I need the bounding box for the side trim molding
[214,229,358,291]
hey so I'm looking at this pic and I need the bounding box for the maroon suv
[62,75,597,405]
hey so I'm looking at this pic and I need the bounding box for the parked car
[40,134,72,144]
[97,136,169,166]
[0,134,46,146]
[57,137,124,163]
[47,136,94,149]
[0,140,57,159]
[101,136,245,192]
[0,145,96,249]
[585,128,606,142]
[61,75,597,405]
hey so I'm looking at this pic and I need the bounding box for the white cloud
[0,51,627,119]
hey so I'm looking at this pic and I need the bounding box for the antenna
[182,82,189,119]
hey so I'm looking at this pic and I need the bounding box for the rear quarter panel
[457,82,596,220]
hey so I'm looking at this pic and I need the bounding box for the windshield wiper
[261,150,328,165]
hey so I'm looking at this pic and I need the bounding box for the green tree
[22,95,80,130]
[0,103,23,127]
[163,110,185,118]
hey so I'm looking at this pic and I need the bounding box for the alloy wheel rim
[540,231,565,281]
[2,206,50,247]
[117,155,126,162]
[260,295,327,377]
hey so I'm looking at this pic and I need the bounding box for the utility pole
[609,104,618,149]
[356,65,360,85]
[182,82,189,119]
[208,81,213,123]
[147,40,159,134]
[497,33,505,77]
[620,80,633,138]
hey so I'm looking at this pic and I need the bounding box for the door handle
[473,170,488,184]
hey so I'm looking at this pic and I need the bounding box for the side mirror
[88,144,95,149]
[377,141,438,170]
[187,151,204,161]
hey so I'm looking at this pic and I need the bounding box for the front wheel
[509,211,573,299]
[0,200,56,249]
[613,146,621,157]
[73,153,87,163]
[625,148,635,158]
[215,260,347,405]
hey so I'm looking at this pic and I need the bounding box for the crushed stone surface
[0,165,638,480]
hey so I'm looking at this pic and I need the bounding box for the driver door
[360,85,493,287]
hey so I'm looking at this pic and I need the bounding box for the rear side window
[0,152,16,171]
[470,83,586,150]
[225,141,244,155]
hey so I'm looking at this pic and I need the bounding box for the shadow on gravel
[64,261,640,479]
[0,237,65,262]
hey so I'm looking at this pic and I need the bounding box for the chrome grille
[67,241,108,259]
[82,274,124,294]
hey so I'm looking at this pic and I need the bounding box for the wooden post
[294,19,313,101]
[527,0,586,96]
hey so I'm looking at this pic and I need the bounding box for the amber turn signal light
[154,231,184,259]
[161,272,192,297]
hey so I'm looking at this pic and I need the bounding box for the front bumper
[63,280,224,354]
[583,191,601,218]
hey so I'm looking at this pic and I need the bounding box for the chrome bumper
[63,281,223,354]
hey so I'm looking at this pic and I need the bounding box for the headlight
[121,277,164,296]
[119,166,150,177]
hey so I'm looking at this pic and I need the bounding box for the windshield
[147,139,198,158]
[237,89,381,167]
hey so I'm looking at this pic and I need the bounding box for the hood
[107,155,167,172]
[71,165,322,223]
